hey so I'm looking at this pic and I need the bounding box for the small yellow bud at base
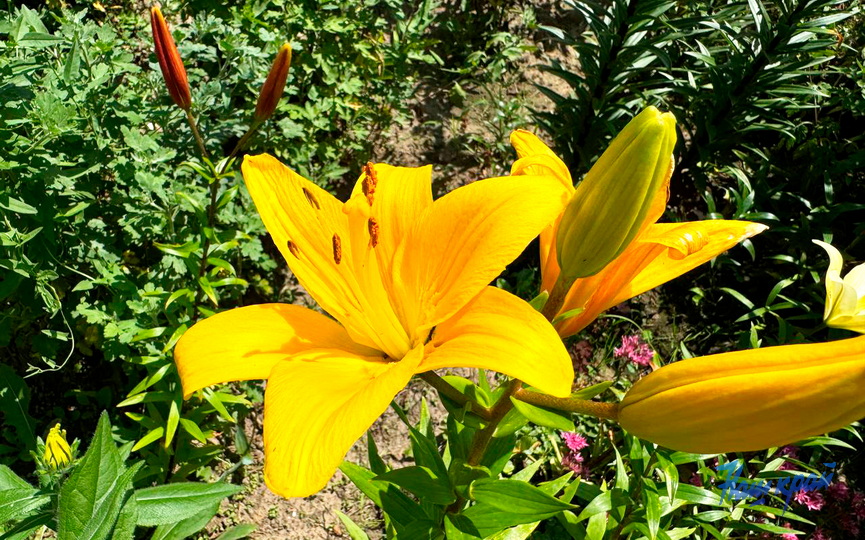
[44,423,71,469]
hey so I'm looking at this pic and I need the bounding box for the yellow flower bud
[813,240,865,333]
[556,107,677,280]
[618,336,865,453]
[254,43,292,124]
[44,423,71,469]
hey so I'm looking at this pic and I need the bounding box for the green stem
[419,372,492,421]
[541,273,575,322]
[467,378,523,466]
[185,108,209,161]
[513,388,619,421]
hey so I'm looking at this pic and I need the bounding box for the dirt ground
[207,6,586,538]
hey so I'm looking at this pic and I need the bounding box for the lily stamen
[368,218,379,248]
[362,162,377,205]
[302,187,320,210]
[286,240,300,258]
[332,233,342,264]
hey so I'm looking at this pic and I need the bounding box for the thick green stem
[513,388,619,421]
[419,371,492,421]
[541,273,575,322]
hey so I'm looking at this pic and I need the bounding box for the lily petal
[506,132,573,296]
[420,287,573,398]
[344,163,433,315]
[263,346,422,497]
[174,304,376,399]
[510,130,559,160]
[556,220,767,337]
[242,155,410,357]
[619,336,865,453]
[394,174,571,337]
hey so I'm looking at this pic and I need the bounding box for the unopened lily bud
[813,240,865,333]
[44,423,71,469]
[556,107,677,280]
[254,43,292,123]
[618,336,865,453]
[150,6,191,110]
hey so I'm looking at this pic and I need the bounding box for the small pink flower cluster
[778,445,800,471]
[560,431,589,477]
[790,479,865,539]
[613,334,654,366]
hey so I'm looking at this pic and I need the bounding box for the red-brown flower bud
[150,6,191,110]
[254,43,292,123]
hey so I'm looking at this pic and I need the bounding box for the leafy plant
[0,412,250,540]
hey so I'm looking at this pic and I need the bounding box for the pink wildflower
[688,472,703,487]
[561,431,588,452]
[614,334,654,366]
[778,461,797,471]
[793,490,824,511]
[811,527,830,540]
[779,522,798,540]
[827,481,850,501]
[779,445,799,459]
[561,450,584,475]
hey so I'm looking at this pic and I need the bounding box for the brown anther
[332,234,342,264]
[367,217,379,248]
[286,240,300,258]
[361,162,377,206]
[302,187,321,210]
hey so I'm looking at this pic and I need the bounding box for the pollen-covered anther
[361,162,378,206]
[286,240,300,258]
[368,218,379,248]
[681,230,708,256]
[302,187,321,210]
[332,234,342,264]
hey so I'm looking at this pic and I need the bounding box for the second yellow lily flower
[511,107,767,336]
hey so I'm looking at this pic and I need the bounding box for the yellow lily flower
[510,110,767,337]
[174,156,574,497]
[44,423,71,469]
[618,336,865,453]
[813,240,865,333]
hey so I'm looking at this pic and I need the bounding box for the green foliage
[345,377,862,539]
[0,412,246,539]
[0,0,444,481]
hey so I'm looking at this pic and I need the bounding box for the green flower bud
[556,107,677,280]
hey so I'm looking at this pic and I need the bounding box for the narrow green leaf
[509,397,574,431]
[334,510,370,540]
[0,465,31,490]
[376,466,456,505]
[150,501,220,540]
[0,488,50,523]
[214,524,257,540]
[470,478,576,517]
[135,482,241,526]
[338,462,423,527]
